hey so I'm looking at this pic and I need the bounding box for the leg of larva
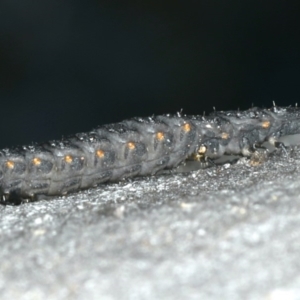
[249,148,270,167]
[273,141,288,156]
[0,189,23,205]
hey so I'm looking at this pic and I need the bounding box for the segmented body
[1,106,299,204]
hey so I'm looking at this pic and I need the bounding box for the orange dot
[5,160,14,169]
[96,149,105,158]
[182,123,191,132]
[32,157,42,166]
[221,132,229,139]
[64,155,73,163]
[156,132,165,141]
[127,142,136,150]
[261,121,270,128]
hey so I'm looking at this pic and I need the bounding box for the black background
[0,0,299,148]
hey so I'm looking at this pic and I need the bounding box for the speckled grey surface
[1,143,300,300]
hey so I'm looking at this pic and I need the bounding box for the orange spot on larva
[5,160,14,169]
[127,142,136,150]
[32,157,42,166]
[96,149,105,158]
[261,121,270,128]
[156,132,165,141]
[64,155,73,163]
[182,123,191,132]
[221,132,229,139]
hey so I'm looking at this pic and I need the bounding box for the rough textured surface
[1,141,300,299]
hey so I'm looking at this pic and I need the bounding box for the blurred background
[0,0,299,148]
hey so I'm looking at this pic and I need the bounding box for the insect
[1,104,299,205]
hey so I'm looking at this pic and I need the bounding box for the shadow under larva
[1,105,300,205]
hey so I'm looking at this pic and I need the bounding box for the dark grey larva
[0,105,300,205]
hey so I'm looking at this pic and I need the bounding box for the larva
[0,105,299,205]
